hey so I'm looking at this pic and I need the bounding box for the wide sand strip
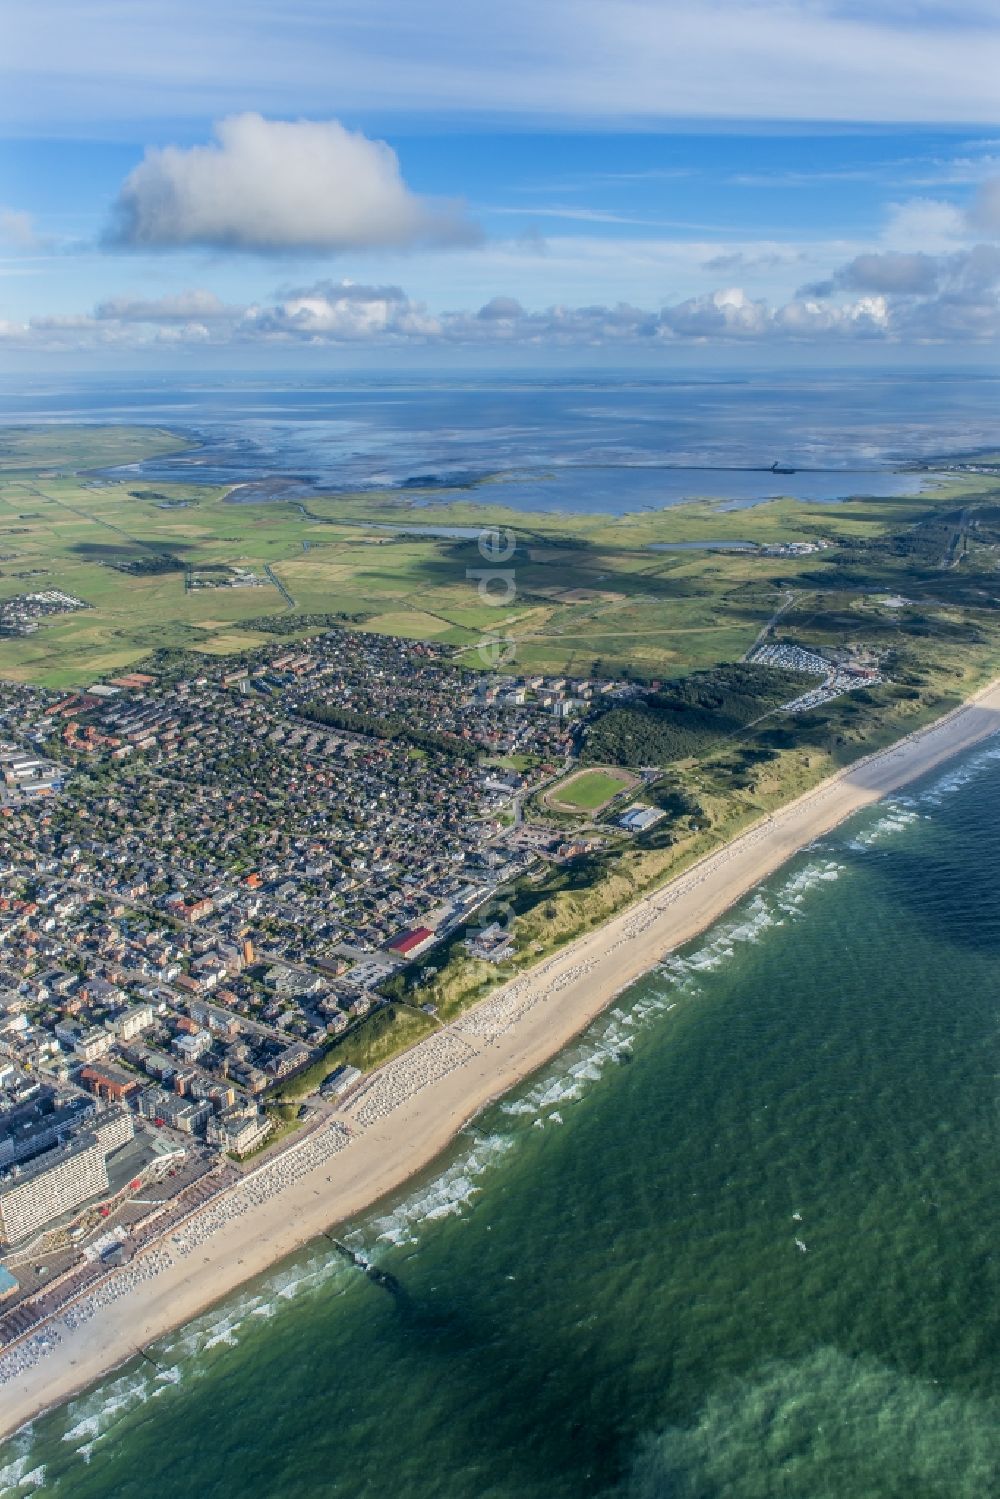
[4,681,1000,1440]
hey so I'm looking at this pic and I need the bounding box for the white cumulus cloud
[8,264,1000,353]
[880,197,969,251]
[94,289,237,321]
[106,113,478,254]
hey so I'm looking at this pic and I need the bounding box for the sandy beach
[3,680,1000,1441]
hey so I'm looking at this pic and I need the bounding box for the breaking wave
[0,1433,46,1498]
[356,1132,516,1250]
[847,799,922,850]
[913,736,1000,808]
[59,1374,157,1466]
[35,1248,360,1474]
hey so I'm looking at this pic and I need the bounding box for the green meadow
[2,425,995,692]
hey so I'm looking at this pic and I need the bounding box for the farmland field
[0,425,998,693]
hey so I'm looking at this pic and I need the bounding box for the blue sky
[3,1,1000,366]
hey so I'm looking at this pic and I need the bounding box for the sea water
[1,739,999,1497]
[1,372,996,511]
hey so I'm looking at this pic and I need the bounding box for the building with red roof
[386,926,436,958]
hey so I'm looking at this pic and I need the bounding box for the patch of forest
[581,663,815,767]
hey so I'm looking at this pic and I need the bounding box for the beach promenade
[3,680,1000,1441]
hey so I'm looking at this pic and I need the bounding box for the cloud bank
[796,242,1000,338]
[106,114,477,254]
[11,264,1000,354]
[13,166,1000,357]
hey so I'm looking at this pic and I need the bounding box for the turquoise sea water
[2,741,999,1497]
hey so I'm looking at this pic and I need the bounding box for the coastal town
[0,629,647,1334]
[0,618,892,1393]
[1,659,995,1428]
[7,1,1000,1483]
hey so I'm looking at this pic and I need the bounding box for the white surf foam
[774,859,845,915]
[360,1131,516,1250]
[0,1446,45,1499]
[914,737,1000,808]
[848,800,921,850]
[59,1371,153,1464]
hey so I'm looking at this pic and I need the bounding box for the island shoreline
[4,678,1000,1444]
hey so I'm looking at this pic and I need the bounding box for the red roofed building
[47,695,82,718]
[387,925,436,958]
[80,1064,139,1103]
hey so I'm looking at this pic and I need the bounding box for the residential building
[0,1134,107,1245]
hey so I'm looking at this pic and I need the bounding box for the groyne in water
[323,1234,404,1299]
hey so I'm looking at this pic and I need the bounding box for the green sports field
[546,766,636,812]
